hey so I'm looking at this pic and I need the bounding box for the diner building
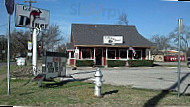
[67,24,154,67]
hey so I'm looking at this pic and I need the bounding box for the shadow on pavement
[182,84,190,95]
[153,64,161,67]
[143,73,190,107]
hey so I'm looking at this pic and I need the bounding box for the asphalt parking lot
[67,66,190,94]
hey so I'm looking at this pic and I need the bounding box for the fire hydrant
[94,68,104,97]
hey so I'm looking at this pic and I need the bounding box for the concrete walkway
[67,66,190,94]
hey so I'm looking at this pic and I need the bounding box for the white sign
[103,36,123,44]
[28,52,32,56]
[45,56,66,79]
[15,4,49,30]
[42,52,66,79]
[28,41,32,50]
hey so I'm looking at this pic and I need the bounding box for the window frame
[119,49,128,60]
[107,49,116,60]
[132,50,142,60]
[70,51,75,59]
[81,49,93,60]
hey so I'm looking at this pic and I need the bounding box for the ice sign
[42,51,66,79]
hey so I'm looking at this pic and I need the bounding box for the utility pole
[24,0,37,10]
[24,0,37,65]
[178,18,183,98]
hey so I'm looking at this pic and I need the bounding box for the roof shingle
[71,24,153,47]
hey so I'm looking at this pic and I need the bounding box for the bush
[107,60,126,67]
[76,60,94,67]
[128,60,153,67]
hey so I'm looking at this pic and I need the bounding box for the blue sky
[0,0,190,42]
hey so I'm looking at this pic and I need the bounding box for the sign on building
[15,4,49,30]
[103,36,123,44]
[42,51,66,79]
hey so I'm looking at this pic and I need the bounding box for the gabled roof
[66,43,74,50]
[71,24,153,47]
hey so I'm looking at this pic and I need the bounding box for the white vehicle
[16,57,26,66]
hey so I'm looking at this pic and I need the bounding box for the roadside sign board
[5,0,14,15]
[15,4,49,30]
[42,51,66,79]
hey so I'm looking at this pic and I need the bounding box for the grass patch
[0,65,20,75]
[0,78,190,106]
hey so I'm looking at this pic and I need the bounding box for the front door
[95,49,102,65]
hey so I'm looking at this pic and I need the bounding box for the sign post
[32,28,38,76]
[15,4,49,76]
[178,18,182,98]
[5,0,14,95]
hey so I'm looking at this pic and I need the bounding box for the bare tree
[117,12,129,25]
[169,25,190,59]
[0,35,7,61]
[150,35,171,54]
[39,24,63,52]
[10,30,29,57]
[55,43,66,53]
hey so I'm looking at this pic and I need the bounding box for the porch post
[94,48,96,65]
[75,47,78,66]
[127,49,129,60]
[68,51,71,65]
[76,47,78,59]
[106,47,108,67]
[149,50,151,60]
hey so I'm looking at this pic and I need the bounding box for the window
[108,50,116,59]
[120,50,127,59]
[134,50,142,59]
[71,51,74,58]
[82,49,92,59]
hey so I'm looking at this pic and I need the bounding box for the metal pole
[178,18,182,98]
[7,14,11,95]
[32,28,38,76]
[24,0,37,65]
[106,47,107,67]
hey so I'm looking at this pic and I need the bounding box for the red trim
[79,49,81,59]
[128,50,132,59]
[116,49,119,59]
[142,49,146,60]
[103,48,106,66]
[70,59,75,65]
